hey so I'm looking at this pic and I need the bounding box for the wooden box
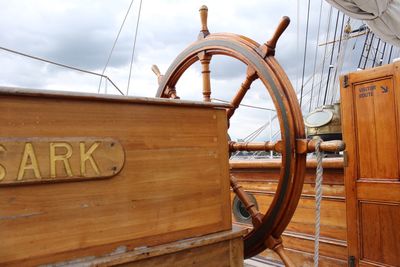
[0,88,232,266]
[341,62,400,266]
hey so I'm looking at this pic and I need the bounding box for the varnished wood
[305,139,345,153]
[155,10,306,259]
[46,227,246,267]
[151,64,163,85]
[229,141,279,153]
[165,86,180,99]
[259,16,290,57]
[0,90,231,266]
[227,67,257,119]
[0,86,226,109]
[198,5,210,39]
[341,61,400,266]
[198,51,212,102]
[259,248,346,267]
[231,158,347,265]
[265,236,295,267]
[230,157,344,169]
[230,175,263,227]
[0,137,124,185]
[228,139,345,154]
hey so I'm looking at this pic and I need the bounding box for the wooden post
[198,51,212,102]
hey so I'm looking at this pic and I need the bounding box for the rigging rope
[296,0,301,93]
[299,0,311,108]
[372,38,381,67]
[0,46,124,95]
[388,45,394,64]
[98,0,135,93]
[323,10,340,105]
[330,15,347,104]
[126,0,143,95]
[333,22,351,103]
[363,32,375,69]
[379,42,387,66]
[317,6,333,108]
[309,0,324,112]
[212,98,275,111]
[358,28,369,68]
[314,137,324,267]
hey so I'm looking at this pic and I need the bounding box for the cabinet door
[341,65,400,267]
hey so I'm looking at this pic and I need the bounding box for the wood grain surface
[230,158,347,266]
[0,90,231,266]
[341,61,400,266]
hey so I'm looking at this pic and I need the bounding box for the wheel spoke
[229,139,345,154]
[198,51,212,102]
[152,65,180,99]
[229,140,282,154]
[230,175,263,227]
[227,66,258,119]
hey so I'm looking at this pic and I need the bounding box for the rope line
[314,137,324,267]
[212,98,276,111]
[327,13,345,104]
[126,0,143,95]
[309,0,324,112]
[299,0,311,107]
[323,10,340,105]
[330,16,349,104]
[0,46,124,95]
[296,0,301,92]
[98,0,135,93]
[316,6,333,108]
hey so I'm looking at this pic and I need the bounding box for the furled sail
[326,0,400,46]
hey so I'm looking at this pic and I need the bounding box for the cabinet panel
[360,202,400,265]
[354,78,399,179]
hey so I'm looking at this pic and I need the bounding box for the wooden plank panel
[234,181,345,199]
[341,62,400,266]
[0,94,231,265]
[354,78,399,179]
[357,181,400,203]
[360,202,400,265]
[255,230,347,262]
[56,227,245,267]
[231,191,347,241]
[259,248,347,267]
[230,160,346,264]
[230,158,344,185]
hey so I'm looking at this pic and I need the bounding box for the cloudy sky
[1,0,397,140]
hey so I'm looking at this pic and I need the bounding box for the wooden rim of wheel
[154,9,306,259]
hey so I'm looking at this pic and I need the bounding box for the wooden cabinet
[0,89,233,266]
[341,62,400,266]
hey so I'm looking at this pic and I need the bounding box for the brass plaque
[0,137,125,186]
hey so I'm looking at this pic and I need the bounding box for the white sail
[326,0,400,46]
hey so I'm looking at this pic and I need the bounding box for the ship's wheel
[152,5,344,264]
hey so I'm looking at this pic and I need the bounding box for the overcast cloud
[1,0,398,140]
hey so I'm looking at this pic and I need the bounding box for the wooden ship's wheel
[152,5,344,263]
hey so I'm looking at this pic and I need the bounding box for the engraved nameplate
[0,137,125,185]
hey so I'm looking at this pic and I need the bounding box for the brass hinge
[348,256,356,267]
[343,75,349,88]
